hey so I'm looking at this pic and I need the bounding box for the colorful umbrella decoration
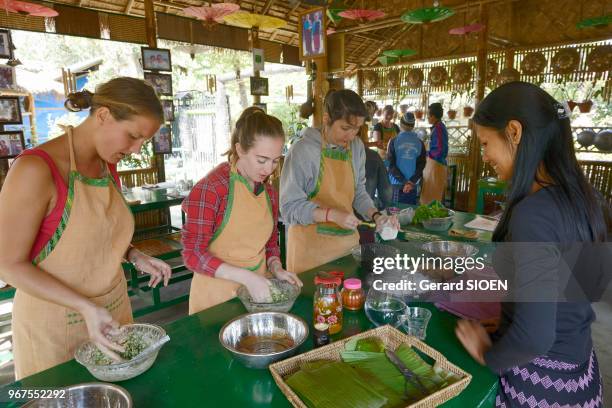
[401,7,454,24]
[223,12,287,30]
[326,27,336,35]
[576,14,611,29]
[377,55,398,66]
[2,0,58,17]
[382,49,416,58]
[338,9,385,22]
[327,8,345,25]
[449,23,485,35]
[183,3,240,29]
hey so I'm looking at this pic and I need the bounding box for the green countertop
[1,209,498,407]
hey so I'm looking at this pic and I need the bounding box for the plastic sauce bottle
[341,278,365,311]
[313,275,343,335]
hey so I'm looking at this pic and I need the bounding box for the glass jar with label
[341,278,365,311]
[313,275,343,335]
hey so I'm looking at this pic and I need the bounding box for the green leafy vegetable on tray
[412,200,450,224]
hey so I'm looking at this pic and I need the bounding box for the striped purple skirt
[496,349,603,408]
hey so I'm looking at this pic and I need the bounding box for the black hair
[473,81,606,242]
[324,89,367,125]
[428,103,443,120]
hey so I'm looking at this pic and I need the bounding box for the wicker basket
[269,325,471,408]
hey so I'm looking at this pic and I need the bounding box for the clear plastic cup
[399,307,432,340]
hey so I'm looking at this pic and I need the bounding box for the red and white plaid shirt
[181,162,280,276]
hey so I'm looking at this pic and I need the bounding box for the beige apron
[12,127,134,380]
[287,132,360,274]
[188,166,273,314]
[419,157,448,205]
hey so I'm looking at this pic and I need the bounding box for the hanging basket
[551,48,580,75]
[586,45,612,73]
[486,59,499,82]
[577,100,593,113]
[520,52,547,75]
[447,110,458,120]
[463,106,474,117]
[451,62,472,85]
[429,66,448,87]
[567,100,577,112]
[406,68,424,89]
[387,70,400,87]
[363,71,379,89]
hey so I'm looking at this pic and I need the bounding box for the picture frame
[298,7,327,60]
[141,47,172,72]
[161,99,175,122]
[250,76,269,96]
[0,96,21,125]
[152,125,172,155]
[0,65,16,90]
[0,29,13,60]
[0,130,25,159]
[144,72,173,97]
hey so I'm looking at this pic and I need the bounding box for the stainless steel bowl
[422,240,478,258]
[22,383,132,407]
[219,312,308,369]
[421,210,455,231]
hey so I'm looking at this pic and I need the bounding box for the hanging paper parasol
[576,14,611,29]
[327,8,345,25]
[223,12,287,30]
[326,27,336,35]
[382,49,416,58]
[377,55,398,66]
[338,9,385,22]
[449,23,485,35]
[184,3,240,28]
[3,0,58,17]
[401,7,454,24]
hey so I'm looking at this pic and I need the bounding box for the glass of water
[399,307,432,340]
[364,288,407,327]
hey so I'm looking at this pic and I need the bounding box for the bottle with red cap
[313,275,343,335]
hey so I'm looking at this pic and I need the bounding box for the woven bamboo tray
[269,325,472,408]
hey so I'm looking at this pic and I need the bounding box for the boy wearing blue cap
[387,112,426,204]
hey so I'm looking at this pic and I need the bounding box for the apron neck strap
[66,126,78,172]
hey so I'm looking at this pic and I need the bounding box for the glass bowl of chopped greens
[74,324,167,382]
[413,201,455,232]
[237,278,300,313]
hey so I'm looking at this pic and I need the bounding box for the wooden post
[251,28,261,105]
[312,56,328,128]
[144,0,164,182]
[357,68,364,97]
[467,3,489,212]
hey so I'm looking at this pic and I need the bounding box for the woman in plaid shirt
[182,107,302,314]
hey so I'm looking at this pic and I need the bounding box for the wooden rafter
[260,0,275,15]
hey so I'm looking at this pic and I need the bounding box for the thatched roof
[1,0,610,71]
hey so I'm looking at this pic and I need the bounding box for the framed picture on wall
[250,76,268,96]
[144,72,173,97]
[0,96,21,124]
[0,29,13,60]
[153,125,172,155]
[298,7,326,60]
[0,65,16,90]
[161,99,174,122]
[0,130,25,159]
[141,47,172,72]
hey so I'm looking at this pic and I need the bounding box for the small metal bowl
[421,210,455,231]
[75,323,167,382]
[219,312,308,369]
[22,382,132,407]
[422,240,478,258]
[236,279,300,313]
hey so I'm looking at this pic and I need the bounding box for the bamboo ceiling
[0,0,610,70]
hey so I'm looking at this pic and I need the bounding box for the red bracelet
[325,208,330,222]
